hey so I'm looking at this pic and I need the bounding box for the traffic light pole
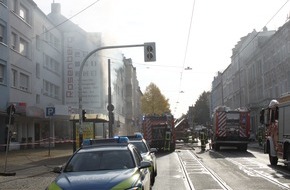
[108,59,113,138]
[78,44,146,146]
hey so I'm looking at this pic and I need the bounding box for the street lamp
[78,43,156,146]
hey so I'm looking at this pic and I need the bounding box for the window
[54,37,60,49]
[36,63,40,78]
[132,148,142,165]
[44,80,49,94]
[11,32,16,50]
[43,80,59,99]
[36,94,40,104]
[0,24,4,43]
[20,38,28,56]
[44,54,60,74]
[75,61,80,67]
[19,73,29,91]
[11,0,16,12]
[19,4,29,22]
[11,69,17,87]
[0,64,4,83]
[55,86,59,98]
[36,35,41,50]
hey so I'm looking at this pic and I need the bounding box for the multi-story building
[123,57,143,134]
[211,22,290,135]
[0,1,143,150]
[0,0,65,150]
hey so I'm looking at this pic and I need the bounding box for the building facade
[211,23,290,135]
[0,1,142,150]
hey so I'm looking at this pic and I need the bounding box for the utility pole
[107,59,114,138]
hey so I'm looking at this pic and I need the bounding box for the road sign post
[0,105,16,176]
[46,107,55,156]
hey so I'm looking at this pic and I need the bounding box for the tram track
[177,148,233,190]
[177,142,290,190]
[176,143,290,190]
[213,150,290,190]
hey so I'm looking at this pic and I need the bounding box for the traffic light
[6,104,15,116]
[144,42,156,62]
[82,109,86,121]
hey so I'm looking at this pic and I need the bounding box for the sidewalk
[0,143,74,176]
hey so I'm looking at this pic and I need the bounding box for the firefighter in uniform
[164,131,171,151]
[200,131,206,151]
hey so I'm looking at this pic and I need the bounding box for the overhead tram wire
[229,0,290,67]
[174,0,196,115]
[174,0,289,116]
[34,0,101,38]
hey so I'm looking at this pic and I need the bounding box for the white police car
[122,133,157,185]
[46,137,152,190]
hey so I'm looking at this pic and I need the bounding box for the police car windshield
[130,141,148,153]
[64,150,134,172]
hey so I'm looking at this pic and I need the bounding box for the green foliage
[191,91,210,125]
[141,83,170,115]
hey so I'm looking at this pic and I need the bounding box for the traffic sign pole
[46,107,55,156]
[0,105,16,176]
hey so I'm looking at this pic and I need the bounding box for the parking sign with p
[46,107,55,117]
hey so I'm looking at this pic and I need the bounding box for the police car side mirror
[139,161,152,169]
[150,148,157,153]
[52,166,62,173]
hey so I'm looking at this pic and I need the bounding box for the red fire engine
[212,106,251,151]
[260,93,290,169]
[141,114,175,152]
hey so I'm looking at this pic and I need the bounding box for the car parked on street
[123,133,158,185]
[46,137,152,190]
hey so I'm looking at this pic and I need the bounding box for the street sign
[107,104,114,111]
[46,107,55,116]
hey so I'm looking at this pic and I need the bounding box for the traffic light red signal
[144,42,156,62]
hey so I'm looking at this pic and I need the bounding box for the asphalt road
[0,142,267,190]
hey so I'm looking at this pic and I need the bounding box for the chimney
[51,3,61,14]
